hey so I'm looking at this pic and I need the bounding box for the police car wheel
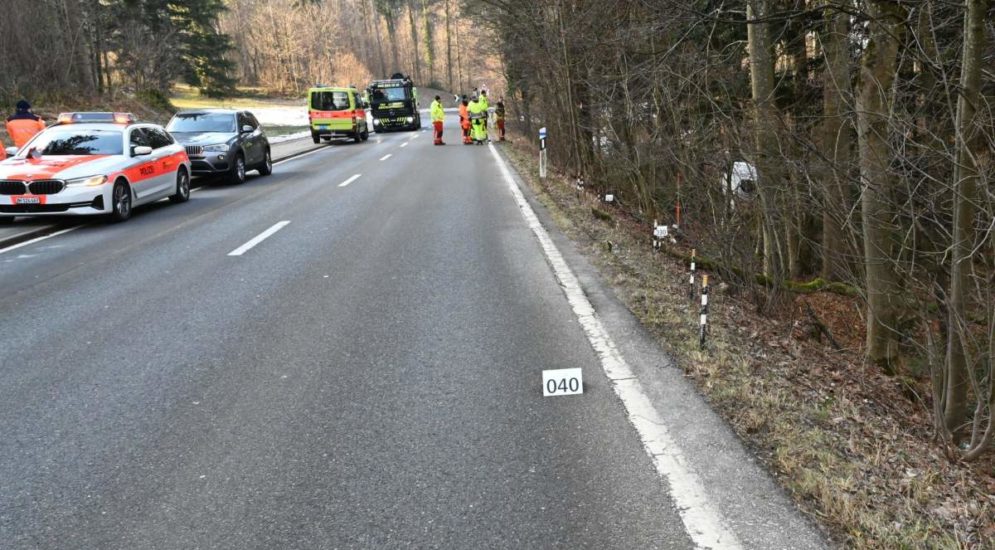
[169,168,190,203]
[229,154,246,185]
[109,180,132,222]
[257,149,272,176]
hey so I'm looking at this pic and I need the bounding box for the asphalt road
[0,121,828,549]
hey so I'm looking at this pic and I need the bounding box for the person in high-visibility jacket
[431,95,446,145]
[458,96,472,145]
[478,91,490,142]
[5,100,46,148]
[468,95,487,145]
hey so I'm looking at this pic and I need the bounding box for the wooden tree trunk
[944,0,989,440]
[422,0,435,85]
[407,1,421,81]
[444,0,453,91]
[362,0,388,77]
[856,0,906,374]
[818,5,853,281]
[385,15,400,73]
[747,0,785,281]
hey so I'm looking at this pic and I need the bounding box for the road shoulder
[490,142,831,549]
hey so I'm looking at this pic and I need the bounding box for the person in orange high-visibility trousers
[495,99,507,141]
[431,95,446,145]
[5,100,46,148]
[458,96,472,145]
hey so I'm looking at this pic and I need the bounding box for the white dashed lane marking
[227,221,291,257]
[338,174,362,188]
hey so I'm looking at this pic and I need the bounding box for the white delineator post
[689,248,697,302]
[538,126,547,179]
[700,274,709,350]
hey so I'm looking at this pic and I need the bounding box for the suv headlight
[66,175,108,187]
[202,144,229,153]
[406,116,414,123]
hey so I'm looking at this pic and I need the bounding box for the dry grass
[498,138,995,549]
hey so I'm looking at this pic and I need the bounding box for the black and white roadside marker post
[699,274,709,349]
[539,127,547,179]
[689,248,697,302]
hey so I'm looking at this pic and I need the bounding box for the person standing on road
[6,100,46,148]
[431,95,446,146]
[495,99,506,142]
[468,95,486,145]
[458,96,472,145]
[478,90,490,142]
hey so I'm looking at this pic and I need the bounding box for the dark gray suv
[166,109,272,184]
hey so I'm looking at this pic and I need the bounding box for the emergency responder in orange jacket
[458,96,472,145]
[6,100,46,148]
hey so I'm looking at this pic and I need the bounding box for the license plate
[317,125,329,130]
[15,197,40,204]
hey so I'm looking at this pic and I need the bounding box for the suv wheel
[257,149,273,176]
[229,153,246,184]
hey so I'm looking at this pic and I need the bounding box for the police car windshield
[311,91,351,111]
[27,129,123,156]
[167,113,237,133]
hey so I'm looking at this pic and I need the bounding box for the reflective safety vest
[468,101,485,120]
[431,100,445,122]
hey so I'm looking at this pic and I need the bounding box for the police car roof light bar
[57,112,136,125]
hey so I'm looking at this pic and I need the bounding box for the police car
[0,112,191,223]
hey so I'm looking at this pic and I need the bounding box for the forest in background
[0,0,499,104]
[470,0,995,463]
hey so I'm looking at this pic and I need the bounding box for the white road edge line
[379,154,392,161]
[338,174,362,188]
[487,143,742,550]
[227,221,291,257]
[0,226,82,255]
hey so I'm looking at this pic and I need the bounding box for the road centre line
[379,154,392,161]
[0,226,82,255]
[227,221,290,257]
[400,142,408,148]
[338,174,362,188]
[487,143,742,550]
